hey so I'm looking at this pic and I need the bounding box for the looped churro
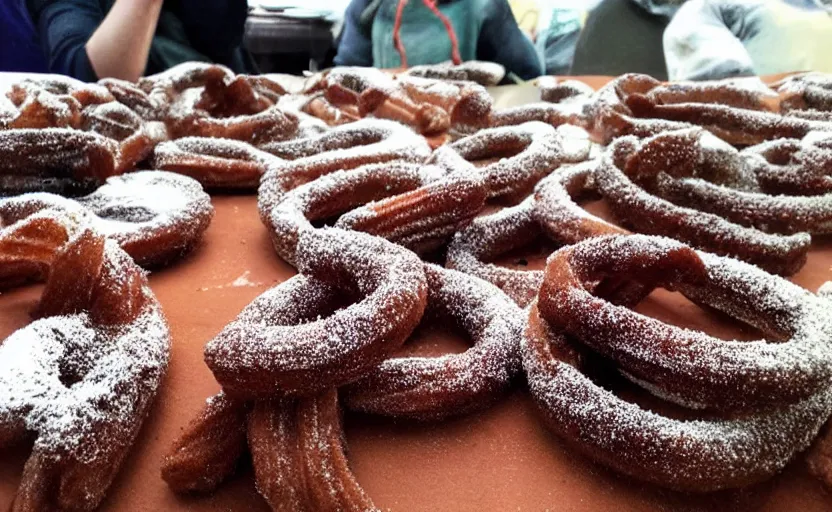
[404,60,506,86]
[139,62,299,144]
[3,83,82,130]
[435,121,591,199]
[204,228,427,399]
[582,73,661,137]
[0,216,170,510]
[396,75,493,130]
[258,119,432,194]
[345,264,523,420]
[322,67,450,136]
[525,291,832,492]
[619,129,832,237]
[152,136,283,189]
[594,136,811,275]
[262,162,443,264]
[644,77,781,112]
[0,129,119,194]
[0,171,213,269]
[743,132,832,195]
[626,92,832,146]
[523,234,832,492]
[539,234,832,410]
[12,75,113,107]
[317,67,495,136]
[335,168,487,257]
[3,77,114,130]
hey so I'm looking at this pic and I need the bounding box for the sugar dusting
[443,121,591,198]
[523,299,832,490]
[345,265,523,420]
[204,228,427,396]
[541,234,832,409]
[405,60,505,86]
[199,270,264,291]
[446,196,544,307]
[0,235,170,505]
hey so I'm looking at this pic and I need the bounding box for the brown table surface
[2,76,832,511]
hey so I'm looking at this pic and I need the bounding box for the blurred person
[507,0,540,38]
[665,0,832,80]
[534,1,598,76]
[535,0,683,77]
[1,0,47,72]
[27,0,256,83]
[571,0,684,78]
[335,0,543,81]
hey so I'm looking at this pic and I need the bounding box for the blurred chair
[245,8,334,74]
[570,0,668,80]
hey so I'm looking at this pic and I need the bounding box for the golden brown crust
[0,171,214,270]
[345,265,523,420]
[1,215,170,510]
[161,393,250,493]
[526,235,832,491]
[204,229,427,399]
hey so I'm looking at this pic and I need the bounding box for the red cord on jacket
[392,0,463,69]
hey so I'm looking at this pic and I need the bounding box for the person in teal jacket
[335,0,543,81]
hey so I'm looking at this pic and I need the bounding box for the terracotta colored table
[2,76,832,511]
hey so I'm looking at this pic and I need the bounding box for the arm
[663,0,755,81]
[85,0,163,82]
[477,0,543,81]
[30,0,163,82]
[334,0,374,67]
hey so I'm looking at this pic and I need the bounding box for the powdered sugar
[404,60,506,86]
[345,265,523,420]
[204,228,427,398]
[446,196,544,307]
[523,299,832,491]
[258,119,432,202]
[441,121,591,198]
[264,162,442,264]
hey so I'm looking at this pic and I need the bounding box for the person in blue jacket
[335,0,543,81]
[26,0,255,82]
[0,0,48,72]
